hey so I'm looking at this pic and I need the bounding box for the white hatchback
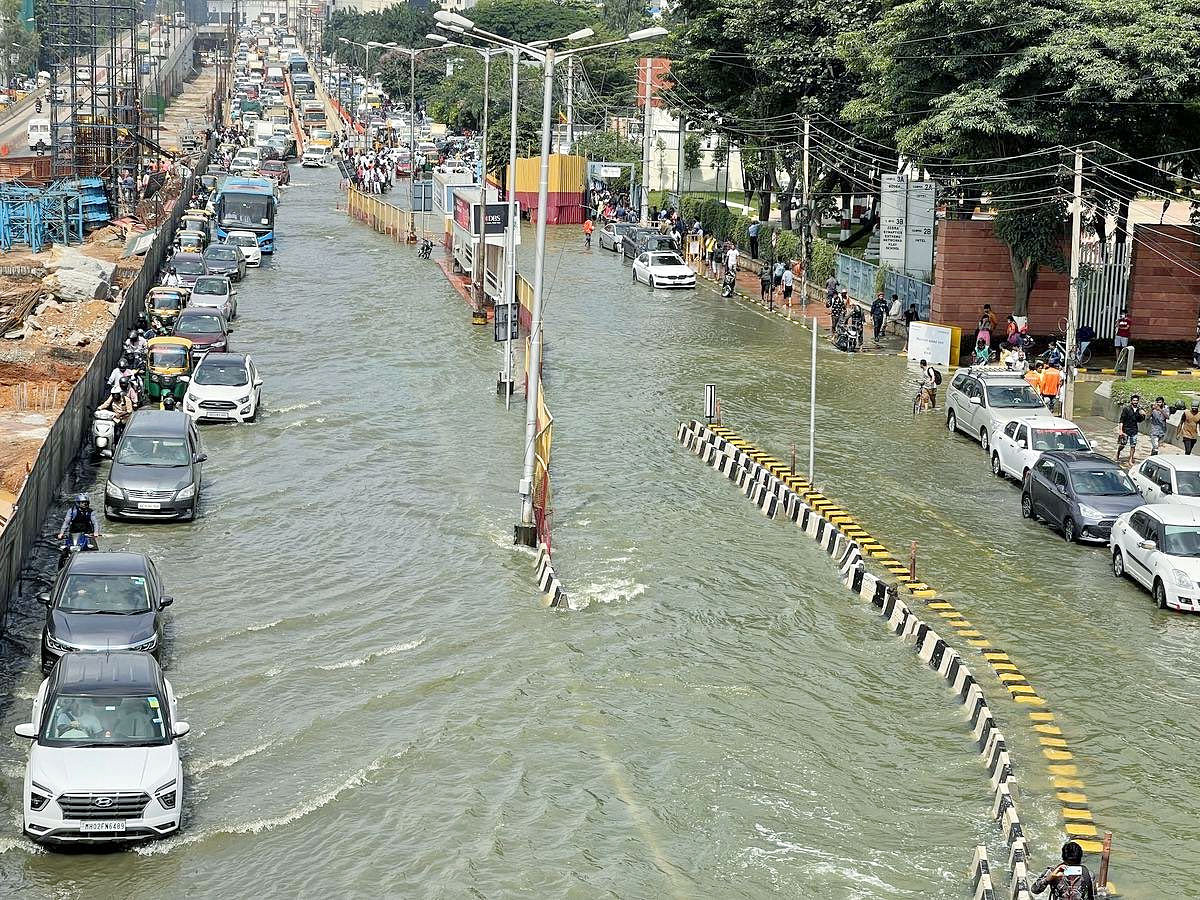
[1111,504,1200,611]
[990,416,1091,482]
[227,230,262,266]
[632,250,696,289]
[17,652,188,845]
[1128,456,1200,507]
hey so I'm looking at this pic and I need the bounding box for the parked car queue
[14,29,296,848]
[943,364,1200,613]
[594,220,698,291]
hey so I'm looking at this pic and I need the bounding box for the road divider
[679,418,1038,898]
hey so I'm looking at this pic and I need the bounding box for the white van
[27,118,51,152]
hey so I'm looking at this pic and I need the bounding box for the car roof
[197,352,247,367]
[1010,416,1081,430]
[65,551,150,576]
[1155,455,1200,472]
[954,367,1028,383]
[178,306,226,319]
[51,651,163,696]
[1142,503,1200,525]
[125,409,191,436]
[1041,450,1116,467]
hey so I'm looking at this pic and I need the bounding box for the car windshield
[1174,470,1200,496]
[230,235,257,247]
[986,384,1044,409]
[115,435,190,467]
[177,314,223,335]
[261,161,282,171]
[195,359,248,386]
[1031,428,1089,452]
[59,574,151,613]
[41,694,167,747]
[192,276,227,295]
[173,256,205,274]
[206,247,237,261]
[1070,467,1137,496]
[149,345,188,369]
[650,253,684,266]
[1161,524,1200,557]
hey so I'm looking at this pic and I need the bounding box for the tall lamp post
[434,11,667,545]
[380,44,445,185]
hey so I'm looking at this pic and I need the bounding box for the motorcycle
[58,533,98,570]
[417,238,433,260]
[721,270,736,298]
[93,408,119,458]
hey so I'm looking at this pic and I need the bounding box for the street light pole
[1063,147,1084,420]
[640,56,651,223]
[503,45,519,408]
[565,55,574,152]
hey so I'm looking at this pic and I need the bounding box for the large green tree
[842,0,1200,312]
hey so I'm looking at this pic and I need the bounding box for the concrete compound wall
[677,419,1035,899]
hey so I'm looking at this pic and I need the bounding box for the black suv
[40,552,174,672]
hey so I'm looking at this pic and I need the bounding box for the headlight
[155,779,177,810]
[1173,569,1191,588]
[1077,504,1103,519]
[46,633,76,653]
[131,635,158,651]
[175,484,195,501]
[236,395,250,405]
[29,781,52,812]
[105,482,124,500]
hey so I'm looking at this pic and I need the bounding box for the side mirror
[1018,440,1028,449]
[180,375,190,383]
[253,378,263,387]
[160,595,175,607]
[194,452,208,463]
[172,721,190,738]
[1137,539,1156,551]
[969,396,982,406]
[37,592,51,605]
[1162,484,1173,495]
[14,723,37,739]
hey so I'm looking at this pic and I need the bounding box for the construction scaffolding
[0,180,91,252]
[44,0,144,205]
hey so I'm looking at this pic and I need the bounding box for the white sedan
[301,147,330,168]
[632,251,696,289]
[1111,504,1200,611]
[226,230,262,267]
[183,352,263,423]
[990,416,1090,482]
[1129,455,1200,507]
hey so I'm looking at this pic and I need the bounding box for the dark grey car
[202,243,246,282]
[1021,451,1144,543]
[40,552,174,672]
[104,411,206,522]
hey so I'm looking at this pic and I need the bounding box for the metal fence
[836,252,932,319]
[0,148,209,629]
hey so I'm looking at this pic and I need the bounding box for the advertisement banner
[473,202,510,235]
[453,195,471,231]
[906,321,955,368]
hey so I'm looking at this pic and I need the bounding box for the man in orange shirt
[1040,360,1062,413]
[1025,361,1043,395]
[582,218,594,249]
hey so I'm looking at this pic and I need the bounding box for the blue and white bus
[215,177,277,253]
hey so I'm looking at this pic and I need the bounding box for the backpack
[931,368,943,385]
[1057,868,1095,900]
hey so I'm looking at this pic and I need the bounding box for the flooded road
[0,169,1186,897]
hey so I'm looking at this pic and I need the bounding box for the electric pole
[639,56,651,223]
[802,115,810,274]
[565,54,573,151]
[1062,147,1084,419]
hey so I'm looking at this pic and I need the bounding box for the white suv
[946,368,1053,452]
[16,652,188,844]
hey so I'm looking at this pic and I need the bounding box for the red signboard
[453,194,471,231]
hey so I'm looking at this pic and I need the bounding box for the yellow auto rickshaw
[143,336,194,403]
[176,229,208,253]
[146,285,189,330]
[180,214,210,237]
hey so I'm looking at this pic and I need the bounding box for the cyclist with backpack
[919,359,942,409]
[1031,841,1096,898]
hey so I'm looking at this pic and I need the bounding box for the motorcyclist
[107,356,136,392]
[57,494,100,545]
[161,394,178,411]
[98,377,137,423]
[124,328,148,360]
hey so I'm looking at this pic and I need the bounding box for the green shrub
[809,237,837,286]
[731,214,754,250]
[698,198,736,240]
[774,229,800,263]
[680,196,702,223]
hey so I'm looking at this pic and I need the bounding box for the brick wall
[1127,225,1200,341]
[929,219,1068,336]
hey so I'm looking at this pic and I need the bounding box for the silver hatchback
[945,368,1053,453]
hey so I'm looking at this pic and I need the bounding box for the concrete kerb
[678,419,1034,900]
[534,541,567,609]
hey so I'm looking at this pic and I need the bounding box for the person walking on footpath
[885,293,901,336]
[725,242,739,277]
[1182,400,1200,455]
[582,218,594,249]
[1040,359,1063,413]
[1149,396,1170,455]
[1031,840,1096,899]
[781,265,794,309]
[828,290,846,334]
[760,266,773,304]
[826,274,839,304]
[1117,393,1146,466]
[870,292,887,343]
[1114,309,1132,351]
[748,219,760,259]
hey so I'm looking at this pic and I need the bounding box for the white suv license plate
[80,820,126,832]
[137,502,161,510]
[206,410,230,418]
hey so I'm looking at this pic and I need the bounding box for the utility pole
[565,55,573,151]
[802,115,810,275]
[501,46,518,408]
[516,46,558,543]
[675,114,685,202]
[639,56,651,224]
[409,51,416,175]
[474,49,491,309]
[1063,147,1084,420]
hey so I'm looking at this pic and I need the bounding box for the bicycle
[913,384,934,417]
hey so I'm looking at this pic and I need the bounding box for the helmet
[143,329,156,339]
[119,356,129,369]
[75,493,90,506]
[119,376,131,389]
